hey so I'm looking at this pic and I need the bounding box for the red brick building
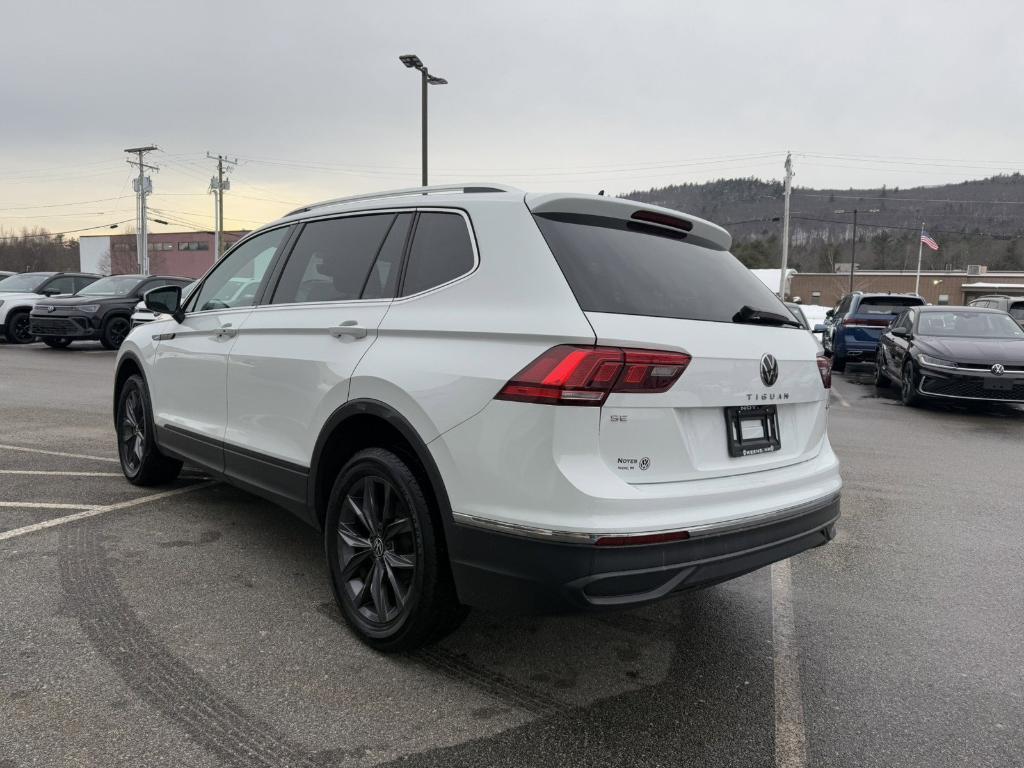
[80,230,248,278]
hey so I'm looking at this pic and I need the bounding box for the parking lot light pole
[399,54,448,186]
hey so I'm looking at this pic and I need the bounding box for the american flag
[921,230,939,251]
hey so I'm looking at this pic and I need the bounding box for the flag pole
[914,222,925,295]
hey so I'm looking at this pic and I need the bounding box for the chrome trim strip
[452,492,841,545]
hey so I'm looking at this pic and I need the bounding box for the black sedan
[875,305,1024,406]
[30,274,191,350]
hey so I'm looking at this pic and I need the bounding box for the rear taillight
[816,355,832,389]
[495,345,692,406]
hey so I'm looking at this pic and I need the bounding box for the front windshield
[917,310,1024,339]
[0,273,49,292]
[78,275,143,296]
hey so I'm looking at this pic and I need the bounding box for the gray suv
[968,295,1024,324]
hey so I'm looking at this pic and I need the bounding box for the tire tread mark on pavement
[408,646,566,717]
[315,602,565,717]
[60,523,322,768]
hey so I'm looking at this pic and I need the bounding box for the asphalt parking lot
[2,345,1023,768]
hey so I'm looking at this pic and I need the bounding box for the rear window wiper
[732,305,802,328]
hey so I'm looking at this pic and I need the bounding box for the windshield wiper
[732,304,802,328]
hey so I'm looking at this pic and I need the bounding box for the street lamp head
[426,74,448,85]
[399,54,423,69]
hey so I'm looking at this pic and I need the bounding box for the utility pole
[124,145,159,275]
[207,153,237,260]
[778,152,794,298]
[848,208,858,293]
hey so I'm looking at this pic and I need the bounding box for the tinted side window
[836,297,852,316]
[272,214,394,305]
[1009,302,1024,321]
[44,276,77,295]
[190,227,287,312]
[362,213,412,300]
[74,276,98,293]
[401,212,475,296]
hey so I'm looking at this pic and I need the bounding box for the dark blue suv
[823,292,926,372]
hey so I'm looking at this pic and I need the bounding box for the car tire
[100,315,131,350]
[4,310,34,344]
[900,360,922,407]
[325,447,465,652]
[116,374,183,486]
[43,337,72,349]
[831,354,846,373]
[874,352,890,387]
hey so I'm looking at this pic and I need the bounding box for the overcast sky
[2,0,1022,234]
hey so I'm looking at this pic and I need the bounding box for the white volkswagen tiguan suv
[114,185,841,651]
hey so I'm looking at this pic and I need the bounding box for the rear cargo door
[530,199,827,484]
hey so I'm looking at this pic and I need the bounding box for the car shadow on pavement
[55,480,777,768]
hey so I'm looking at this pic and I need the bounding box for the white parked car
[0,271,100,344]
[114,184,841,650]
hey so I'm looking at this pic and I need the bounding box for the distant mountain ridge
[623,174,1024,272]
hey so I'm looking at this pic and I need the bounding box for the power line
[793,192,1024,205]
[0,219,134,241]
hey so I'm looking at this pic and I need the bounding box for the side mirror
[812,323,826,334]
[145,285,185,323]
[825,309,834,318]
[40,288,59,297]
[890,327,908,338]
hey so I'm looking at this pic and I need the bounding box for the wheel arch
[309,399,454,538]
[113,352,147,421]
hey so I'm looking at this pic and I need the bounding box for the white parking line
[0,501,96,510]
[0,443,119,463]
[0,469,123,477]
[772,559,808,768]
[830,386,851,408]
[0,482,216,543]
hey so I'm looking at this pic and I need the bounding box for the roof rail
[285,183,521,217]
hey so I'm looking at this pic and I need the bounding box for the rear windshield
[534,213,792,324]
[857,296,924,314]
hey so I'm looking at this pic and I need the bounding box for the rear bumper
[447,493,840,613]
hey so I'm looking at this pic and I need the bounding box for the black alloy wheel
[116,374,182,485]
[6,311,34,344]
[119,387,147,476]
[325,448,464,651]
[338,474,417,626]
[901,360,921,407]
[102,316,131,350]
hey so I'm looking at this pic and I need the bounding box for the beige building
[788,270,1024,307]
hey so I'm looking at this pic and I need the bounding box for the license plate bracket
[983,378,1013,391]
[724,404,781,457]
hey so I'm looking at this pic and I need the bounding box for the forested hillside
[625,174,1024,272]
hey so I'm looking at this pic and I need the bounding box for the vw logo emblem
[371,538,385,558]
[46,306,55,313]
[992,363,1006,376]
[760,354,779,387]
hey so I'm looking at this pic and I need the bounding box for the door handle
[216,323,237,339]
[330,320,368,339]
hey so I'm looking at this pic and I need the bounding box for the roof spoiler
[525,193,732,251]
